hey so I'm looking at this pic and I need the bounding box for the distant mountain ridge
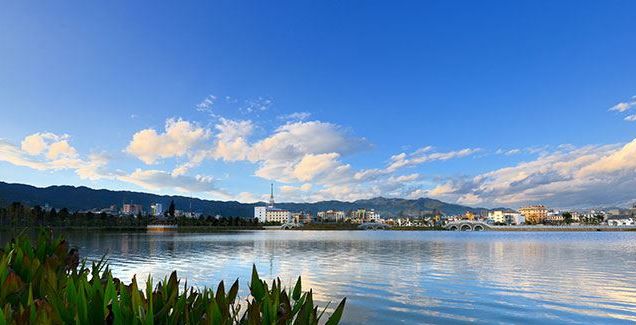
[0,181,497,218]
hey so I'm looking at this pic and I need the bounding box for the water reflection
[4,230,636,324]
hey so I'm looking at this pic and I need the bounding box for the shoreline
[1,225,634,233]
[490,225,636,232]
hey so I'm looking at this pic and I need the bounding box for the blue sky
[1,1,636,208]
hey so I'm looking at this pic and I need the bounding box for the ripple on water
[38,230,636,324]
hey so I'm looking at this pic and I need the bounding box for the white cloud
[126,118,369,194]
[1,133,108,181]
[312,184,381,202]
[246,121,367,186]
[47,140,78,160]
[280,183,312,193]
[292,153,341,182]
[196,94,216,111]
[386,147,480,172]
[21,133,59,155]
[249,121,367,162]
[278,112,311,121]
[578,139,636,176]
[425,140,636,208]
[126,118,211,164]
[388,173,420,183]
[625,114,636,122]
[354,146,480,182]
[233,191,267,203]
[75,153,110,181]
[117,168,218,193]
[240,97,272,113]
[3,132,221,195]
[211,118,253,161]
[609,96,636,112]
[20,132,77,160]
[169,118,253,176]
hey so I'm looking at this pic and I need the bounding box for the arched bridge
[358,223,391,230]
[445,221,491,231]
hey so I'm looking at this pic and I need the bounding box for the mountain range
[0,181,499,218]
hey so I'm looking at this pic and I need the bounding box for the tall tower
[268,183,275,208]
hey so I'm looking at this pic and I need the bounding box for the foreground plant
[0,231,345,324]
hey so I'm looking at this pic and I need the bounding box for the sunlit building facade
[519,205,548,224]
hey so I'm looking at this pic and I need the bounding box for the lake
[15,230,636,324]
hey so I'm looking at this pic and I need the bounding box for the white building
[255,206,268,223]
[606,216,634,226]
[350,209,381,223]
[488,210,525,225]
[487,210,506,224]
[150,203,163,216]
[254,184,292,224]
[505,213,525,225]
[317,210,346,222]
[266,208,292,223]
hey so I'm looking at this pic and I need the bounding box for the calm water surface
[17,231,636,324]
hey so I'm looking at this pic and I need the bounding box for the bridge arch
[445,221,491,231]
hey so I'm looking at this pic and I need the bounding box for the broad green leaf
[292,276,302,301]
[325,298,346,325]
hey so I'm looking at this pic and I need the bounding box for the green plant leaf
[292,276,302,301]
[249,265,265,301]
[325,298,346,325]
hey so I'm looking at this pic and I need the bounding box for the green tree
[168,200,176,218]
[48,208,57,225]
[32,205,44,226]
[594,214,605,223]
[59,208,70,226]
[562,212,573,224]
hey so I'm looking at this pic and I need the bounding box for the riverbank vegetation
[0,201,260,229]
[0,231,346,324]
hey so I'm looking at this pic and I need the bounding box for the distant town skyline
[1,1,636,208]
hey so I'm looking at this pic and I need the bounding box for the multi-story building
[519,205,548,224]
[317,210,346,222]
[488,210,525,225]
[150,203,163,216]
[254,184,292,224]
[349,209,381,223]
[292,212,312,224]
[255,206,268,223]
[546,211,564,223]
[505,213,525,225]
[265,208,292,223]
[122,203,143,216]
[487,210,506,223]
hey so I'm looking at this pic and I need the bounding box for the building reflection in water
[24,230,636,324]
